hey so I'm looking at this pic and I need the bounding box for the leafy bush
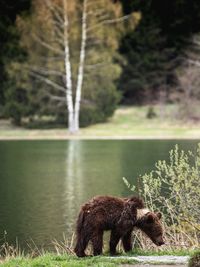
[146,106,157,119]
[80,86,120,127]
[4,83,28,126]
[124,144,200,250]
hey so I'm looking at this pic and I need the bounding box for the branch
[95,13,111,22]
[29,71,66,93]
[85,62,109,70]
[101,14,131,24]
[48,94,66,102]
[87,14,130,32]
[87,8,105,17]
[44,0,64,25]
[52,20,64,29]
[40,56,64,62]
[33,34,64,55]
[51,20,65,41]
[30,66,64,77]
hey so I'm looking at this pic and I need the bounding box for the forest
[1,0,200,132]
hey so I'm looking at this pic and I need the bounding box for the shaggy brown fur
[74,195,164,257]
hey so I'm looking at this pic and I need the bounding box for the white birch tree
[15,0,138,133]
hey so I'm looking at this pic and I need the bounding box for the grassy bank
[0,254,136,267]
[0,105,200,139]
[0,249,196,267]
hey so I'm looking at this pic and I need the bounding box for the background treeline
[1,0,200,126]
[0,0,31,117]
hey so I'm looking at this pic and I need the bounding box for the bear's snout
[157,241,165,246]
[154,237,165,246]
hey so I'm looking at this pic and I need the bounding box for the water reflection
[63,140,84,235]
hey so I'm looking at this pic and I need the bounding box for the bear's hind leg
[109,230,120,255]
[122,230,132,252]
[91,230,103,256]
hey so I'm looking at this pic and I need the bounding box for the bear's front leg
[122,230,132,252]
[109,230,121,255]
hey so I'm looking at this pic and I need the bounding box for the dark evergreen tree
[119,19,177,103]
[119,0,200,103]
[0,0,31,118]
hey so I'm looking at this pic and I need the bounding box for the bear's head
[137,211,165,246]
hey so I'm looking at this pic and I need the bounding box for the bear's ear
[156,212,162,220]
[146,213,155,224]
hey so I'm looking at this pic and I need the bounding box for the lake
[0,140,199,249]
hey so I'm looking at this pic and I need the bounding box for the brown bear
[74,195,164,257]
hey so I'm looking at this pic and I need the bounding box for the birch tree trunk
[63,0,75,133]
[74,0,88,132]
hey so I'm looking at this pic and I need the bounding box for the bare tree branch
[87,14,130,32]
[48,94,66,102]
[33,34,64,55]
[40,56,64,62]
[85,62,109,70]
[30,66,64,77]
[45,0,64,25]
[29,71,66,93]
[87,8,105,17]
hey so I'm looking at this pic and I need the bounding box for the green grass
[0,254,137,267]
[1,105,200,139]
[1,249,197,267]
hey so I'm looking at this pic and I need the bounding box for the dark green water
[0,140,199,248]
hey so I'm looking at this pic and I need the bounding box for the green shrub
[124,144,200,250]
[79,86,120,127]
[146,106,157,119]
[144,144,199,225]
[79,105,102,127]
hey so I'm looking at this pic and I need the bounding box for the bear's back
[81,196,125,229]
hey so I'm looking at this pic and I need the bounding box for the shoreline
[0,136,200,140]
[0,254,191,267]
[1,105,200,140]
[0,130,200,141]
